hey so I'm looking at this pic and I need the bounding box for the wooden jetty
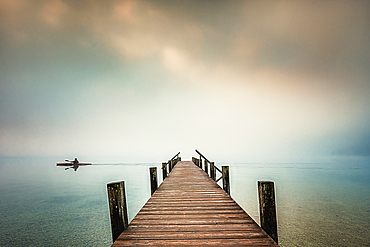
[111,160,279,246]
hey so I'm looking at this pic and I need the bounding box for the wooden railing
[191,150,278,242]
[193,150,230,195]
[106,151,278,244]
[161,152,180,180]
[148,152,181,195]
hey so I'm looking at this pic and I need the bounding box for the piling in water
[222,166,230,195]
[150,167,158,195]
[107,181,128,242]
[210,162,216,181]
[258,181,278,244]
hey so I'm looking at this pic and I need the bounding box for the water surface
[0,157,369,246]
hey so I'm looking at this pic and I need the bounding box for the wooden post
[171,159,175,170]
[210,162,216,181]
[204,160,208,174]
[162,162,167,180]
[258,181,278,244]
[107,181,128,243]
[192,157,199,167]
[150,167,158,195]
[168,160,172,173]
[222,166,230,195]
[199,156,203,170]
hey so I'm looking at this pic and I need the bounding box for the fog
[1,0,369,162]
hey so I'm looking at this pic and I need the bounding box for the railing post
[107,181,128,243]
[258,181,278,244]
[162,162,167,180]
[199,156,202,169]
[171,159,175,169]
[204,160,208,174]
[168,159,172,173]
[150,167,158,195]
[192,157,199,167]
[222,166,230,195]
[210,162,216,181]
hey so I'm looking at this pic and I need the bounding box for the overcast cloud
[0,0,369,162]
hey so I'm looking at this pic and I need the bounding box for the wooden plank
[139,206,242,211]
[133,213,251,220]
[128,219,255,226]
[117,231,272,240]
[148,196,234,200]
[112,161,278,246]
[138,210,246,215]
[126,224,263,233]
[113,239,276,246]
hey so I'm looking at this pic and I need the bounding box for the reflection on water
[0,157,369,246]
[229,159,370,246]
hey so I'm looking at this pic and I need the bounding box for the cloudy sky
[0,0,369,162]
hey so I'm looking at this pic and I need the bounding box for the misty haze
[0,1,369,246]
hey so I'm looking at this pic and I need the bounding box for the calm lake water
[0,156,369,246]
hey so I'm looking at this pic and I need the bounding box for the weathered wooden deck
[112,161,279,246]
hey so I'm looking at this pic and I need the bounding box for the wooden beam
[150,167,158,195]
[107,181,128,242]
[258,181,278,244]
[222,166,230,195]
[210,162,216,181]
[162,162,167,180]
